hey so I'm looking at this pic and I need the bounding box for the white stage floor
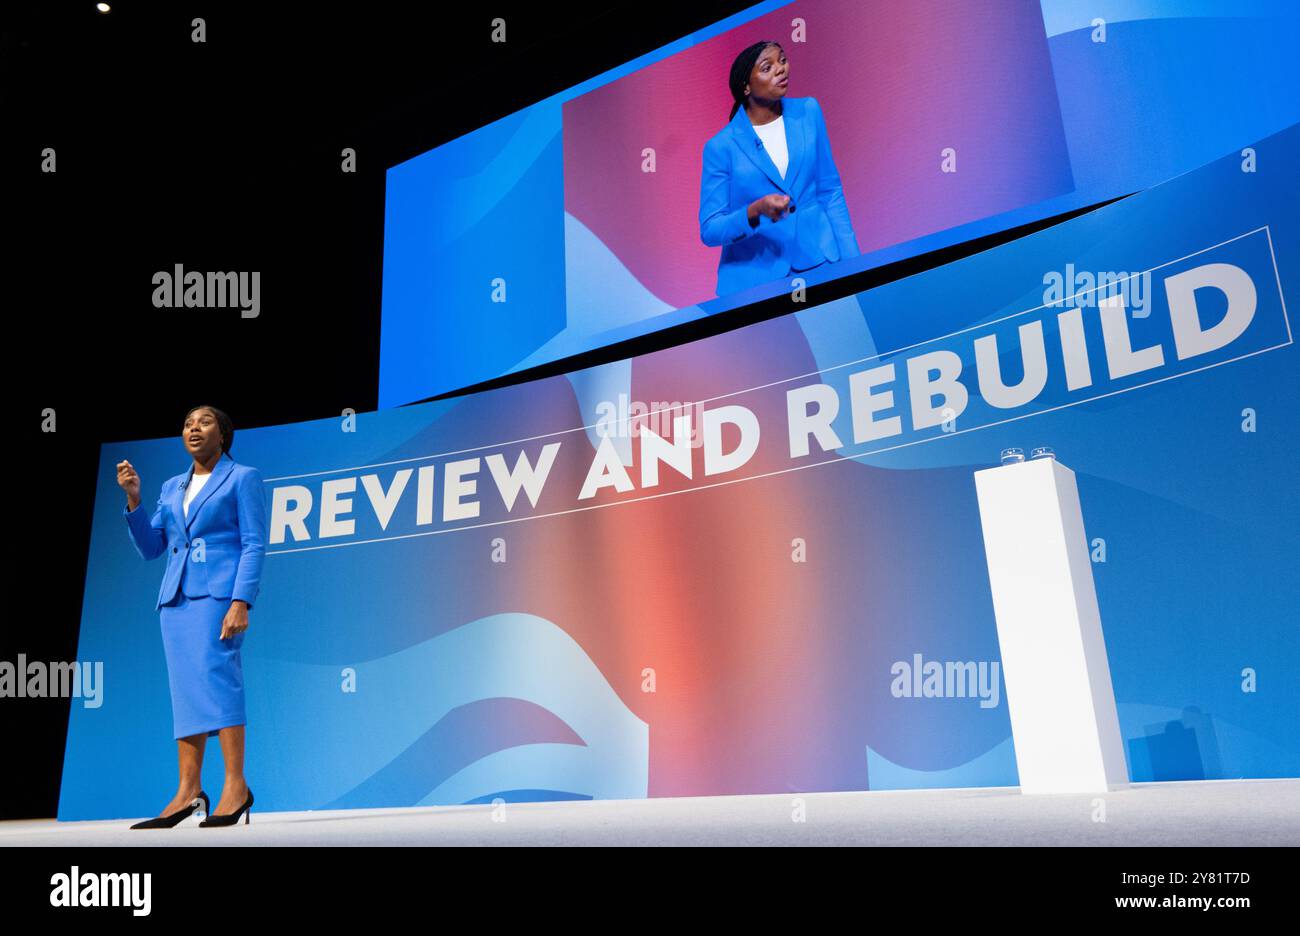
[5,779,1297,846]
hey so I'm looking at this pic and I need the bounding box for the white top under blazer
[182,470,211,518]
[750,114,789,178]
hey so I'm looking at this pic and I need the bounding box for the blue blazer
[699,96,860,297]
[124,451,267,612]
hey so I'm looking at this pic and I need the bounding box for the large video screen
[379,0,1300,406]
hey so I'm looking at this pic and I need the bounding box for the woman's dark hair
[184,404,234,455]
[729,40,782,120]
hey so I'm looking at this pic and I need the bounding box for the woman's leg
[212,724,249,815]
[154,732,206,817]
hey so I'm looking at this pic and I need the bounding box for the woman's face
[747,45,788,103]
[183,408,222,461]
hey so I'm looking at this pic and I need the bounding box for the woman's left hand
[221,601,251,640]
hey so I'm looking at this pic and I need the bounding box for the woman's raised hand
[117,459,142,510]
[749,193,792,224]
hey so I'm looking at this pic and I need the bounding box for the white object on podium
[973,457,1129,795]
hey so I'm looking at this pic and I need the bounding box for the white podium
[973,457,1129,794]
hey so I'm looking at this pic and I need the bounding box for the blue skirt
[158,593,247,740]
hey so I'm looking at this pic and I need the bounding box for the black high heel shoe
[129,791,209,829]
[200,788,253,827]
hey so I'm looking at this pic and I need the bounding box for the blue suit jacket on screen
[699,96,861,297]
[124,451,267,612]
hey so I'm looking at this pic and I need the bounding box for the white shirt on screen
[183,470,211,518]
[751,114,789,179]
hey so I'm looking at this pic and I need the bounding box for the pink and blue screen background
[379,0,1300,406]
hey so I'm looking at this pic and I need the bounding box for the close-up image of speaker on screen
[380,0,1089,404]
[6,0,1299,919]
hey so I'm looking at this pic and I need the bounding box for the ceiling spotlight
[97,3,111,12]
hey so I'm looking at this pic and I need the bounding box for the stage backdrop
[60,123,1299,819]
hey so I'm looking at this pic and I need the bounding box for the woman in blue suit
[699,40,861,297]
[116,404,266,828]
